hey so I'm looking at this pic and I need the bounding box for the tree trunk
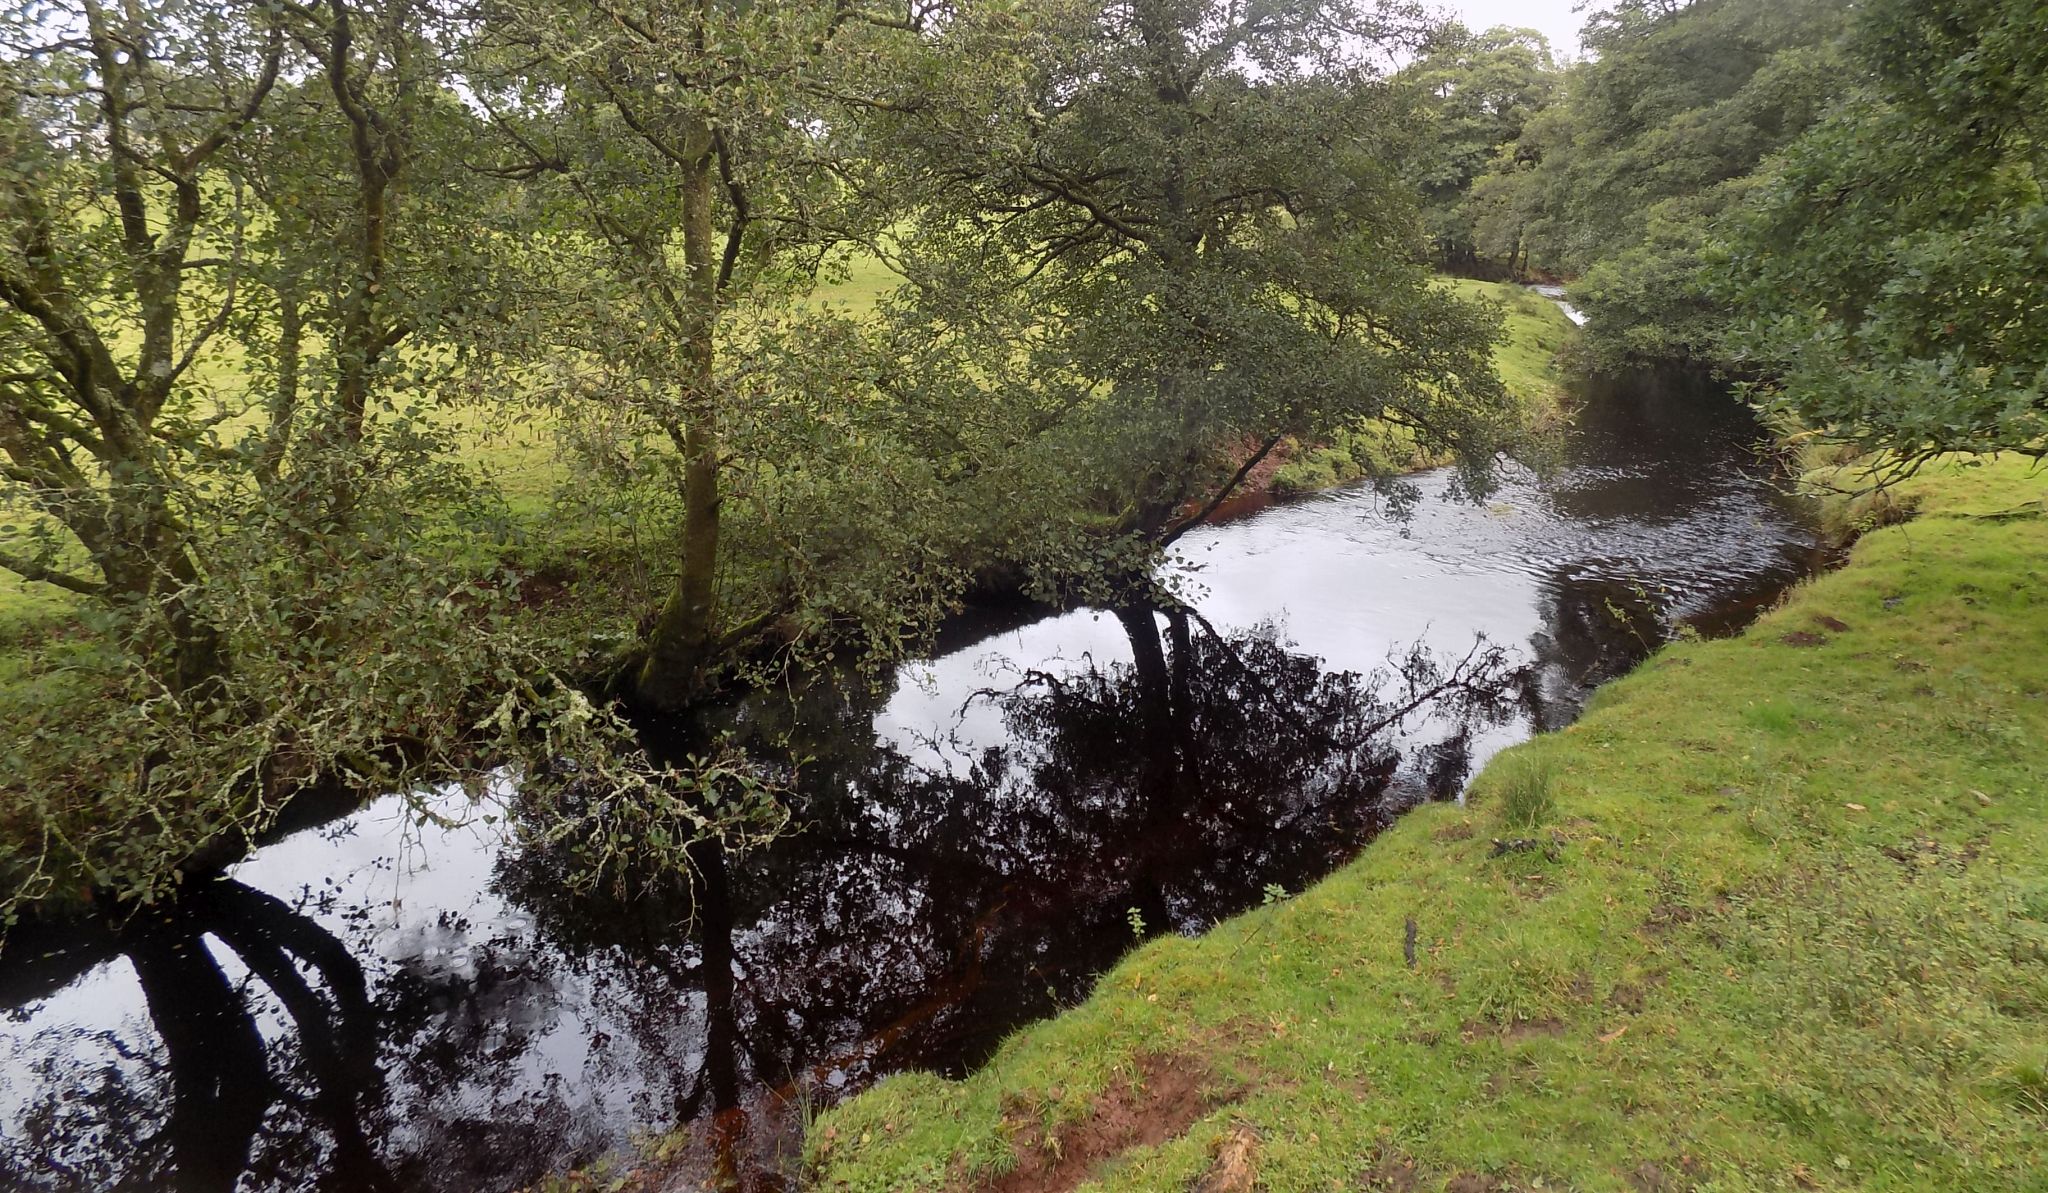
[635,134,723,711]
[95,462,230,701]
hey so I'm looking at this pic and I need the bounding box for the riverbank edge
[0,279,1571,924]
[1261,281,1574,496]
[805,454,2048,1191]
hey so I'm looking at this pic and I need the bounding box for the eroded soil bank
[810,455,2048,1192]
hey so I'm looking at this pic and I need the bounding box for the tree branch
[1160,433,1283,546]
[0,548,104,596]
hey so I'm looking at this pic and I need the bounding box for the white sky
[1434,0,1590,57]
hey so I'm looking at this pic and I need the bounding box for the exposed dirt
[1641,901,1697,938]
[1778,630,1827,647]
[1812,614,1851,633]
[1360,1151,1421,1191]
[1629,1160,1697,1192]
[506,563,577,611]
[1190,1123,1261,1193]
[965,1053,1232,1193]
[1608,981,1650,1014]
[1504,1016,1567,1043]
[1233,433,1298,496]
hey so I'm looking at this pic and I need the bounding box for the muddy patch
[1641,901,1699,938]
[1607,972,1667,1014]
[968,1054,1233,1193]
[1629,1159,1701,1192]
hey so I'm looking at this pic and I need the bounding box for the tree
[1452,0,1847,364]
[0,0,760,924]
[466,0,947,710]
[1717,0,2048,469]
[872,0,1520,575]
[0,0,480,691]
[0,0,283,697]
[1401,23,1558,275]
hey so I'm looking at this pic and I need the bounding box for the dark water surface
[0,370,1826,1192]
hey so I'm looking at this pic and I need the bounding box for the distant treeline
[1405,0,2048,435]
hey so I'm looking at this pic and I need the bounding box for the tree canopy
[5,0,2039,923]
[1716,0,2048,469]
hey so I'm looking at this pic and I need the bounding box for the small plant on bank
[1491,752,1560,831]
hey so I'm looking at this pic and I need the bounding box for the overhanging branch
[0,548,103,596]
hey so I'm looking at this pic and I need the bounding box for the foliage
[0,406,781,923]
[0,0,786,921]
[1715,0,2048,470]
[810,456,2048,1191]
[1269,278,1572,493]
[459,0,907,708]
[1439,0,1847,364]
[1399,22,1558,276]
[0,0,1557,924]
[865,0,1524,570]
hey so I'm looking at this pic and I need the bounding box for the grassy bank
[1268,280,1575,493]
[809,455,2048,1191]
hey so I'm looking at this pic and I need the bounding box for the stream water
[0,368,1826,1192]
[1530,283,1587,326]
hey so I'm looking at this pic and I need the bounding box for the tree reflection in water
[0,364,1828,1192]
[502,607,1522,1188]
[2,879,401,1193]
[0,610,1520,1193]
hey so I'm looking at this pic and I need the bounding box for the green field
[808,455,2048,1191]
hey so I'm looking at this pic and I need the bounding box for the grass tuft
[1487,751,1559,831]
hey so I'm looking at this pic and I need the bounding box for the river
[0,367,1824,1192]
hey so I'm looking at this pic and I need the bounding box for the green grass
[1439,276,1579,405]
[1492,751,1560,832]
[808,454,2048,1191]
[1270,279,1577,493]
[807,247,907,314]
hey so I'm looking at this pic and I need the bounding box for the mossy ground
[808,455,2048,1192]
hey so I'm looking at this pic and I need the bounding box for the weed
[1489,752,1559,831]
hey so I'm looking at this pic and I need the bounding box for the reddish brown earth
[962,1052,1233,1193]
